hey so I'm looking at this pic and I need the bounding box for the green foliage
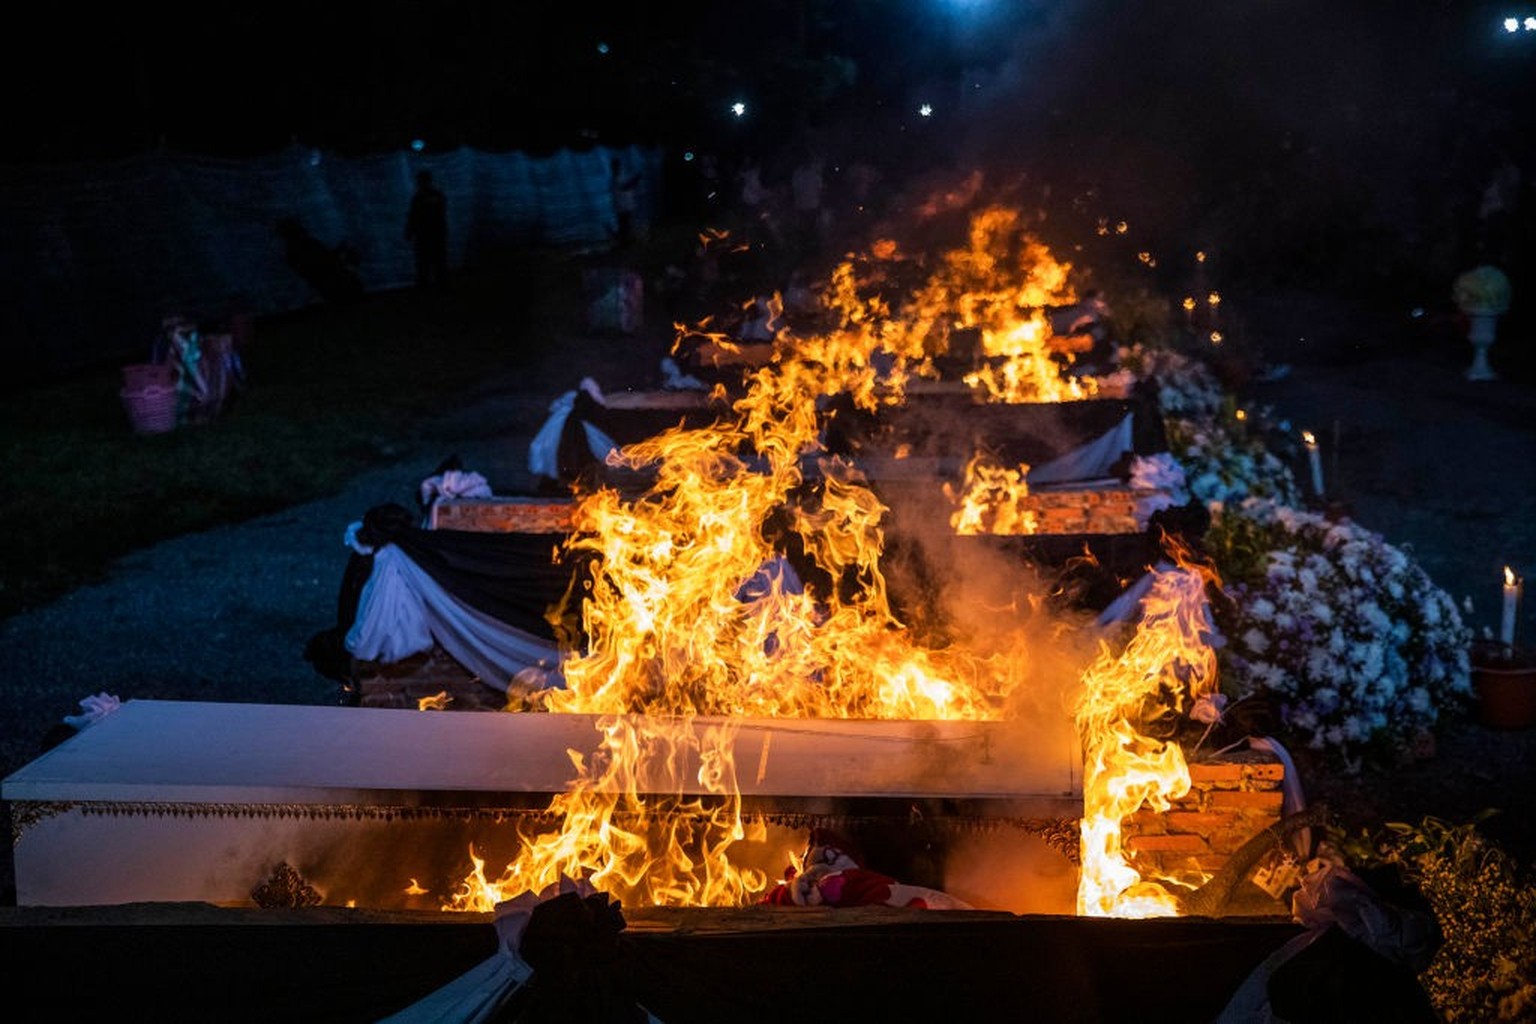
[1334,814,1536,1022]
[1204,502,1290,586]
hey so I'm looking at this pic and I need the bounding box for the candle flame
[1506,566,1517,587]
[1301,431,1316,447]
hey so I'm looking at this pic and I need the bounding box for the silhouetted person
[405,170,448,290]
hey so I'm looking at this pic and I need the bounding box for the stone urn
[1452,265,1512,381]
[1470,640,1536,730]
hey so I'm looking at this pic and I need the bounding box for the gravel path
[3,286,1533,904]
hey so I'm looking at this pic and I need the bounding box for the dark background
[8,2,1532,272]
[10,3,1532,170]
[3,1,1533,336]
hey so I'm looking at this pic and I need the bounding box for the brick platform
[986,485,1156,536]
[1124,749,1287,879]
[428,497,574,534]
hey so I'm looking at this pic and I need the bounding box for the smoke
[827,1,1507,287]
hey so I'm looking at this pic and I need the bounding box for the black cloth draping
[355,503,590,642]
[555,388,728,486]
[824,386,1168,471]
[305,502,590,681]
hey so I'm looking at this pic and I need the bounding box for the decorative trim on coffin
[10,799,1082,863]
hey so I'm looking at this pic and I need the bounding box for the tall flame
[1075,543,1221,917]
[880,206,1100,402]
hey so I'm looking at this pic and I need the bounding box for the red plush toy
[761,828,972,910]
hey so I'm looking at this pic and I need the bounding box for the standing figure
[404,170,448,290]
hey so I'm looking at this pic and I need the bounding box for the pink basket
[122,363,175,391]
[121,384,179,435]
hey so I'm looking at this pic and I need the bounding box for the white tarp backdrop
[1,143,661,379]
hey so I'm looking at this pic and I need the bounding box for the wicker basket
[121,383,179,435]
[122,363,175,391]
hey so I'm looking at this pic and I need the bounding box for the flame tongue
[1075,553,1221,917]
[950,454,1037,536]
[445,714,765,910]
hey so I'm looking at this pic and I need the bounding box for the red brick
[1166,811,1239,833]
[1125,814,1168,835]
[1127,833,1210,854]
[1209,790,1285,812]
[1189,763,1246,783]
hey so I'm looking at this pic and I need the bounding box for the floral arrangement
[1452,264,1512,316]
[1128,451,1189,526]
[1335,814,1536,1022]
[1117,343,1301,507]
[1116,343,1225,418]
[1164,418,1301,507]
[1208,498,1473,768]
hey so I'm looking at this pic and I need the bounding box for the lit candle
[1302,431,1324,498]
[1501,566,1522,647]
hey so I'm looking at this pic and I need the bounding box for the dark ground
[1,252,1533,909]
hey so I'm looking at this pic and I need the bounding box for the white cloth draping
[1025,413,1135,486]
[378,878,663,1024]
[344,545,563,691]
[528,380,619,481]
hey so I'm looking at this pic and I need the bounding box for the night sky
[5,1,1532,298]
[9,2,1531,162]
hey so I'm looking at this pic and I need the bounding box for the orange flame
[1075,541,1221,917]
[948,454,1039,536]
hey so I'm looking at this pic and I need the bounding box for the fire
[1074,543,1221,917]
[438,202,1221,917]
[948,454,1039,536]
[444,716,766,910]
[884,206,1100,402]
[962,308,1101,404]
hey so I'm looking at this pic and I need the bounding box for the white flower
[1213,497,1472,763]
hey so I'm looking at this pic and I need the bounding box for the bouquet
[1119,343,1300,506]
[1210,498,1473,768]
[1452,264,1511,316]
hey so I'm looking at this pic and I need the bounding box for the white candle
[1501,566,1521,647]
[1303,431,1324,498]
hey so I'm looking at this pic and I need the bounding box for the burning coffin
[3,699,1084,914]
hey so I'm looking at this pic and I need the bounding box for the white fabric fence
[2,143,661,378]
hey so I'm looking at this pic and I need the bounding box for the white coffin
[4,700,1082,913]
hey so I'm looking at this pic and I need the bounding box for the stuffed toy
[762,828,972,910]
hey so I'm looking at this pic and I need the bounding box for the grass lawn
[0,246,607,621]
